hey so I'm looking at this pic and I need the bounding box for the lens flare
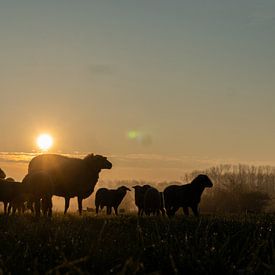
[128,131,138,139]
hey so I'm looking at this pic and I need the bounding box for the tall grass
[0,213,273,274]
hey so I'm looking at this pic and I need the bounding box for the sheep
[0,176,26,215]
[163,174,213,217]
[28,153,112,215]
[0,168,6,179]
[4,177,25,215]
[132,184,151,216]
[95,186,130,215]
[22,171,54,218]
[0,179,26,215]
[144,187,162,216]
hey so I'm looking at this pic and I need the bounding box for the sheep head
[191,174,213,188]
[84,154,112,171]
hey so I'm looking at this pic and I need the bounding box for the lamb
[4,177,25,214]
[0,179,26,215]
[132,184,151,216]
[22,171,54,218]
[27,153,112,215]
[163,174,213,217]
[95,186,130,215]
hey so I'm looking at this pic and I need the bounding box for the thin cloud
[1,152,275,173]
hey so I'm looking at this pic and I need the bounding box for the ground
[0,213,274,274]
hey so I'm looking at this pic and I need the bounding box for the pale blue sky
[1,1,275,179]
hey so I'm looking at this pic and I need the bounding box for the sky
[1,0,275,181]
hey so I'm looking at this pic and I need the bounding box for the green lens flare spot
[128,131,138,139]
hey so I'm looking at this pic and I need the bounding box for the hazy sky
[1,0,275,181]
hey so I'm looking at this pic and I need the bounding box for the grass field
[0,213,274,274]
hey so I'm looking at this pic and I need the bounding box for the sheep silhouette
[0,168,6,179]
[4,177,25,215]
[28,153,112,215]
[132,184,151,216]
[0,179,25,215]
[22,171,54,218]
[95,186,130,215]
[164,174,213,217]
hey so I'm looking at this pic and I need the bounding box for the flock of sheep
[0,153,213,218]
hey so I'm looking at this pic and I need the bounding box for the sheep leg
[47,198,53,217]
[22,204,26,213]
[27,200,34,213]
[77,197,83,215]
[7,203,12,215]
[114,207,118,216]
[42,198,48,216]
[12,206,17,215]
[95,204,99,215]
[183,207,189,216]
[160,208,166,216]
[191,205,199,217]
[34,199,41,218]
[11,204,16,215]
[4,202,8,215]
[64,197,70,214]
[167,206,177,217]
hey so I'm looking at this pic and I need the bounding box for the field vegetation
[0,164,274,274]
[0,213,273,274]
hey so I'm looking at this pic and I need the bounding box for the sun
[37,134,53,151]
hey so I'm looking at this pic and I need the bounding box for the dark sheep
[22,171,54,218]
[28,153,112,215]
[144,187,162,216]
[163,174,213,217]
[0,177,26,215]
[95,186,131,215]
[132,184,151,216]
[4,177,25,215]
[0,179,26,215]
[0,168,6,179]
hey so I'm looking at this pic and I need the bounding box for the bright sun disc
[37,134,53,151]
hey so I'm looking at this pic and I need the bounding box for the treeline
[99,164,275,214]
[183,164,275,213]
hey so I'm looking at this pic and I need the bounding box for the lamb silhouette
[164,174,213,217]
[27,153,112,215]
[95,186,130,215]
